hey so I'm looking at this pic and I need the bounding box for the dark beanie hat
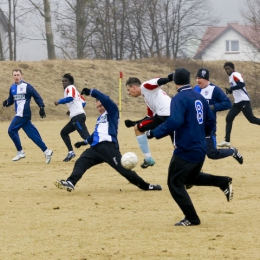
[173,68,190,85]
[196,68,209,80]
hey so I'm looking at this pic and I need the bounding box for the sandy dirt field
[1,114,260,260]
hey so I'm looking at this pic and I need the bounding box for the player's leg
[167,155,201,226]
[218,104,240,146]
[55,147,101,191]
[206,135,242,163]
[225,104,241,143]
[241,101,260,125]
[187,172,233,202]
[99,142,161,190]
[60,121,76,161]
[22,120,53,163]
[135,115,166,168]
[72,113,90,139]
[8,116,25,161]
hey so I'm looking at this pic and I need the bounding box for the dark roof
[194,22,260,59]
[0,8,13,32]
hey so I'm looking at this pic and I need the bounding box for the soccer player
[54,88,162,192]
[2,69,53,163]
[194,68,243,164]
[54,73,90,162]
[124,74,173,169]
[147,68,233,226]
[218,62,260,147]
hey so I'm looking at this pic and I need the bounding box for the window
[226,40,239,52]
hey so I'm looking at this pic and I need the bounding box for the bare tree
[8,0,13,60]
[241,0,260,107]
[26,0,56,59]
[0,35,4,60]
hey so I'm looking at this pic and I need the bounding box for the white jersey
[229,71,250,103]
[141,78,171,116]
[64,85,86,118]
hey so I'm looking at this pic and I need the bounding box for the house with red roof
[194,22,260,61]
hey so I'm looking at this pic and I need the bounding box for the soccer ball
[121,152,138,170]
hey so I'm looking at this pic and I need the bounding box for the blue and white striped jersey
[86,89,119,147]
[6,80,45,118]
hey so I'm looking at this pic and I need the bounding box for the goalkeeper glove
[81,88,91,96]
[225,87,233,94]
[39,107,46,118]
[74,140,88,148]
[124,119,136,128]
[3,100,8,107]
[168,73,174,81]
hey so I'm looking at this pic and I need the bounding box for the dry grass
[1,58,260,121]
[1,114,260,259]
[1,59,260,259]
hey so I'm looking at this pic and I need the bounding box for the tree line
[1,0,260,62]
[1,0,218,61]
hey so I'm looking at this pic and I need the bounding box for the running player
[54,73,90,162]
[124,74,173,168]
[218,62,260,147]
[54,88,162,192]
[2,69,53,163]
[195,68,243,164]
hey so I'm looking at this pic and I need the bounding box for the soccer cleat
[221,178,233,202]
[54,180,74,192]
[231,147,243,164]
[174,219,199,226]
[141,157,155,169]
[148,184,162,190]
[12,151,26,161]
[45,150,53,164]
[63,152,76,162]
[217,140,231,147]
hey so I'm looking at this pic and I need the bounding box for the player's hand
[66,111,70,116]
[3,100,8,107]
[81,88,91,96]
[54,101,59,106]
[39,107,46,118]
[124,119,136,128]
[168,73,174,81]
[146,130,154,139]
[74,141,88,148]
[225,87,232,94]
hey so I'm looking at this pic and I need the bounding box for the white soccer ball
[121,152,138,170]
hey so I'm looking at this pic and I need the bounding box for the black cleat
[174,219,200,226]
[54,180,74,192]
[63,152,76,162]
[221,178,233,202]
[148,184,162,190]
[231,147,243,164]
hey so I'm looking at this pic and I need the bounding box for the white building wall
[201,30,260,62]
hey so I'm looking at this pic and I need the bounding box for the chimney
[227,21,239,26]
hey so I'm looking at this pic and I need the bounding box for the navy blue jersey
[153,85,216,163]
[86,89,119,147]
[6,80,45,118]
[194,83,231,134]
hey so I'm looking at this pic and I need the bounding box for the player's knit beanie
[196,68,209,80]
[173,68,190,85]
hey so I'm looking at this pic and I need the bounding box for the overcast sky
[1,0,246,61]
